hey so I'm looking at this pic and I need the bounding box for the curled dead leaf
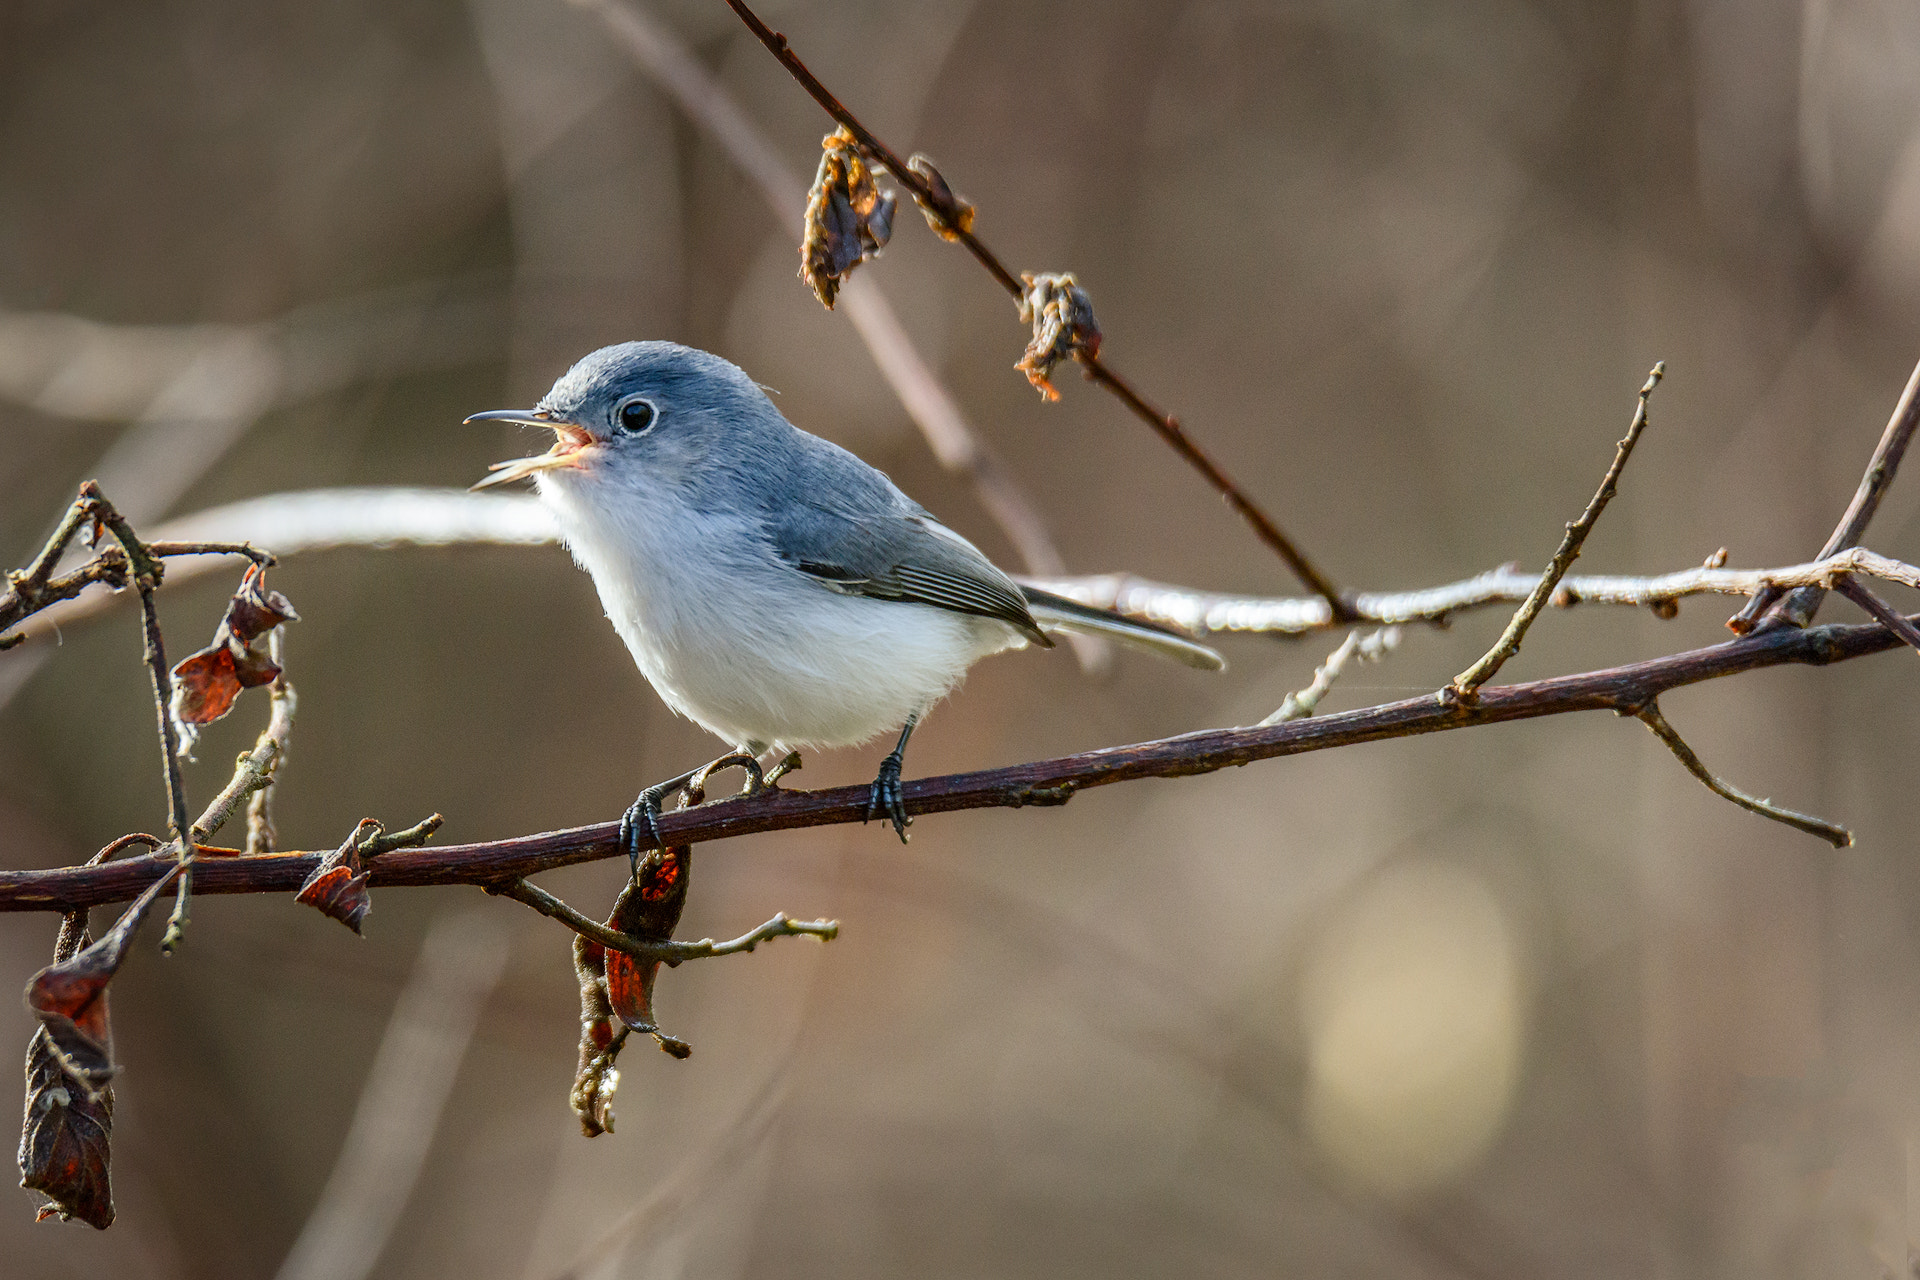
[18,862,183,1228]
[20,1029,114,1229]
[295,819,377,934]
[1015,271,1102,401]
[169,564,297,756]
[800,126,896,309]
[568,844,693,1137]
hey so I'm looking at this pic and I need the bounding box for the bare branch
[488,878,835,964]
[5,606,1910,915]
[245,630,296,854]
[712,0,1351,613]
[1033,546,1920,635]
[1733,354,1920,633]
[14,487,1920,657]
[1450,363,1663,697]
[1634,701,1851,847]
[1833,575,1920,655]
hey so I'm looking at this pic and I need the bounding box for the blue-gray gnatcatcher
[467,341,1222,871]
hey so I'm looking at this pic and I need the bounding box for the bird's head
[467,341,772,494]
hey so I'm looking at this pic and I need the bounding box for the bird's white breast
[538,471,1020,751]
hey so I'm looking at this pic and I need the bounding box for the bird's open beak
[465,410,595,491]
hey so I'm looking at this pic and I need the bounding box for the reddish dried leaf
[296,821,375,933]
[224,570,296,643]
[566,845,694,1136]
[168,564,296,743]
[19,1028,113,1229]
[18,865,180,1229]
[170,647,246,726]
[1015,271,1102,401]
[799,127,896,309]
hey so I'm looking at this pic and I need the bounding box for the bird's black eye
[617,397,657,434]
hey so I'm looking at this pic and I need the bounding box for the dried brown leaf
[295,819,377,934]
[18,863,183,1228]
[1015,271,1102,401]
[20,1028,114,1229]
[567,844,693,1136]
[799,126,896,309]
[169,564,296,754]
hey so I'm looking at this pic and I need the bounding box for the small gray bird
[468,341,1221,871]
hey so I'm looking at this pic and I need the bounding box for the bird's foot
[762,751,804,790]
[618,780,678,883]
[865,753,911,843]
[688,750,761,800]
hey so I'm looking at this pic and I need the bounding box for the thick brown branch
[1733,355,1920,633]
[716,0,1349,612]
[3,610,1907,914]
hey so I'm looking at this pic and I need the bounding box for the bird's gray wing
[767,500,1052,648]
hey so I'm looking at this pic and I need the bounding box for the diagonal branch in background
[1449,363,1662,698]
[577,0,1069,581]
[1731,354,1920,634]
[1634,701,1851,847]
[711,0,1355,618]
[0,277,508,530]
[5,608,1908,916]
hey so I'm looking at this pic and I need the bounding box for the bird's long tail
[1018,585,1224,670]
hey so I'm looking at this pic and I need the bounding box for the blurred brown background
[6,0,1920,1276]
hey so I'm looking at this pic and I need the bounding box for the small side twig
[1732,354,1920,633]
[85,483,197,952]
[1258,628,1402,726]
[1832,576,1920,655]
[1450,363,1664,698]
[488,877,836,964]
[245,630,297,854]
[359,814,444,859]
[1634,701,1851,847]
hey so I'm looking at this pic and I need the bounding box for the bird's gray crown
[538,340,767,426]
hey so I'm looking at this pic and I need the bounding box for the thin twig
[715,0,1350,613]
[1833,575,1920,655]
[488,877,835,963]
[360,814,444,859]
[85,482,198,951]
[1258,628,1401,726]
[8,605,1911,914]
[1450,363,1664,697]
[1634,701,1851,847]
[1732,354,1920,633]
[245,629,296,853]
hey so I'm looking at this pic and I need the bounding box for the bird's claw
[618,789,669,882]
[866,755,911,843]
